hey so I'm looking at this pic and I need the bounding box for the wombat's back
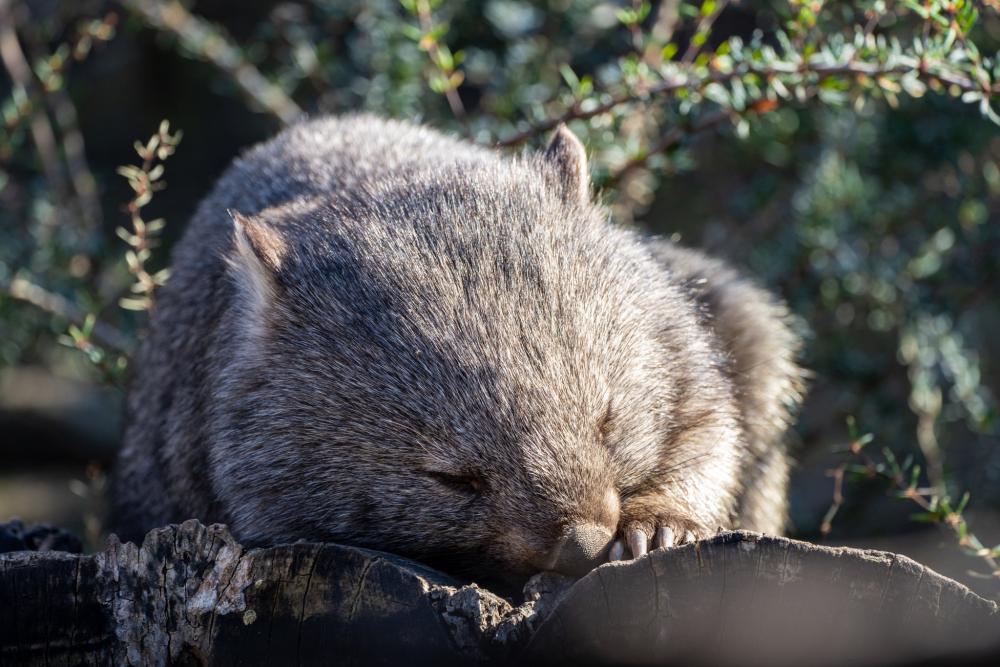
[114,116,802,581]
[183,115,499,249]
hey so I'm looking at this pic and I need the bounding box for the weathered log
[524,531,1000,666]
[1,520,997,666]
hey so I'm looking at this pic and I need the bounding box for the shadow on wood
[1,520,997,665]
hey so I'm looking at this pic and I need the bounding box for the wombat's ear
[228,210,286,311]
[230,211,286,273]
[543,124,590,205]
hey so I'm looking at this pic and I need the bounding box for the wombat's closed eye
[425,470,484,495]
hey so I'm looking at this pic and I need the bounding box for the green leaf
[81,313,95,339]
[401,24,423,42]
[428,73,449,93]
[560,64,580,90]
[902,0,929,19]
[119,296,151,311]
[434,46,454,71]
[956,491,971,514]
[956,1,978,35]
[616,8,637,26]
[846,415,859,440]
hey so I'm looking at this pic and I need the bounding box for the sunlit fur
[113,115,804,579]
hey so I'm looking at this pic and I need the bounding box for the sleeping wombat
[113,115,803,580]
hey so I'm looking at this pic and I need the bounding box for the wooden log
[524,531,1000,666]
[1,521,997,665]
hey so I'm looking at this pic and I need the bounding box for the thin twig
[116,120,181,312]
[2,276,133,353]
[0,1,70,209]
[607,107,732,185]
[680,0,730,63]
[414,0,465,122]
[20,14,105,233]
[120,0,302,125]
[914,391,946,497]
[0,11,116,160]
[495,57,997,148]
[820,466,845,536]
[650,0,682,52]
[599,50,969,184]
[822,428,1000,581]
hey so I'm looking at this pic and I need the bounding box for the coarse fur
[113,115,804,580]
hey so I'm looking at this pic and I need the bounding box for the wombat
[113,115,803,580]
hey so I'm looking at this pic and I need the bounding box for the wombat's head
[214,125,729,581]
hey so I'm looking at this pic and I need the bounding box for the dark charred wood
[0,521,997,666]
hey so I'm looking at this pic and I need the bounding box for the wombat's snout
[547,523,615,577]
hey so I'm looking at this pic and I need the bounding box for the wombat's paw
[608,516,706,561]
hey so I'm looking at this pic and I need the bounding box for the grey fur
[113,115,804,579]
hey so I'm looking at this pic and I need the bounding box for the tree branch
[120,0,303,125]
[496,57,998,148]
[2,276,133,354]
[0,1,70,206]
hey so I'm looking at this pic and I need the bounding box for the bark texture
[1,520,997,666]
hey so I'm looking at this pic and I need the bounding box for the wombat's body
[114,116,803,579]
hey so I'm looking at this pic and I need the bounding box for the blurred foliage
[0,0,998,587]
[823,417,999,581]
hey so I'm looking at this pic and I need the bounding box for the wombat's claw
[654,526,675,548]
[609,523,701,562]
[627,529,648,558]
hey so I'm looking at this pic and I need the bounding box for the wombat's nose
[548,523,614,577]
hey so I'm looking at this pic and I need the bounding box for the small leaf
[119,296,151,311]
[956,491,971,514]
[560,64,580,90]
[81,314,95,338]
[401,24,423,42]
